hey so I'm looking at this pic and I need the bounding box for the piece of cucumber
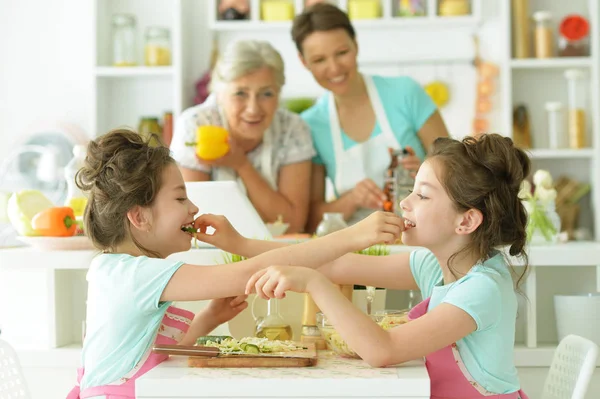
[244,344,260,354]
[196,335,233,345]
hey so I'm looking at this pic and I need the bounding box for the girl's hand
[192,213,244,252]
[349,211,404,247]
[205,295,248,325]
[197,137,249,172]
[400,146,421,178]
[245,266,324,300]
[350,178,387,210]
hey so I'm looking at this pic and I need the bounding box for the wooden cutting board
[154,343,318,368]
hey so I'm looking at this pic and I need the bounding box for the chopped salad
[197,336,306,355]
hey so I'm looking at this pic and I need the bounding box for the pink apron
[407,298,529,399]
[66,306,194,399]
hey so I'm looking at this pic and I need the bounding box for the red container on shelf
[559,15,590,57]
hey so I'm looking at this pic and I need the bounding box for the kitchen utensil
[152,344,220,357]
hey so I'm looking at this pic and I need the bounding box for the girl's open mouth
[181,223,196,234]
[404,219,416,229]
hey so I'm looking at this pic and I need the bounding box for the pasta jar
[558,15,590,57]
[532,11,553,58]
[144,27,171,66]
[112,14,137,66]
[564,69,587,149]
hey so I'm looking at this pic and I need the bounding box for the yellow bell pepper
[185,125,230,160]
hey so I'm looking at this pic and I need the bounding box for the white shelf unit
[499,0,600,352]
[91,0,185,137]
[209,0,481,31]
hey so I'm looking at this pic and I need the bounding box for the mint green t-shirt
[301,75,437,195]
[409,248,521,394]
[80,254,184,393]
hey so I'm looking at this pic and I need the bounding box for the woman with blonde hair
[170,40,315,233]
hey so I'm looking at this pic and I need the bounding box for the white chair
[0,338,30,399]
[541,334,598,399]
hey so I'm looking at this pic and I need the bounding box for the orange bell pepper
[185,125,229,160]
[31,207,77,237]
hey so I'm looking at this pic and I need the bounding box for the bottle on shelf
[438,0,470,16]
[558,15,590,57]
[532,11,553,59]
[545,102,566,150]
[511,0,531,58]
[112,14,137,67]
[138,117,163,147]
[64,145,88,220]
[162,112,173,147]
[564,69,587,149]
[144,27,171,66]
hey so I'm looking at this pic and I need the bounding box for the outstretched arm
[161,211,403,302]
[246,266,475,367]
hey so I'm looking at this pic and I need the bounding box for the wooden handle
[152,344,220,357]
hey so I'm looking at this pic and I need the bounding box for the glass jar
[532,11,553,58]
[564,69,587,149]
[145,27,171,66]
[438,0,470,16]
[138,117,162,146]
[545,102,566,149]
[525,200,561,245]
[315,213,348,237]
[558,15,590,57]
[112,14,137,67]
[398,0,426,17]
[162,111,173,147]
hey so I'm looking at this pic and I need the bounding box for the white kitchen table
[135,351,430,398]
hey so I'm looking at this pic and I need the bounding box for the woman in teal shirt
[293,3,450,230]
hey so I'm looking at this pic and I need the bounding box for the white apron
[211,107,277,194]
[329,74,401,225]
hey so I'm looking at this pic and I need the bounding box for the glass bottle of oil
[255,298,292,341]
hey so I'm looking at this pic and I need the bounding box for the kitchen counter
[135,351,430,398]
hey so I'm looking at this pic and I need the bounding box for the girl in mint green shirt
[68,128,403,399]
[212,133,531,398]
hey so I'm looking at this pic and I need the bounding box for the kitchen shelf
[210,15,480,32]
[526,148,595,159]
[95,66,174,78]
[510,57,593,69]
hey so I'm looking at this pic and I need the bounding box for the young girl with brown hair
[66,128,403,399]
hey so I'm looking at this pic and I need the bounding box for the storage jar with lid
[558,15,590,57]
[145,27,171,66]
[532,11,553,58]
[138,117,163,147]
[545,102,566,150]
[564,69,587,149]
[438,0,470,16]
[112,14,137,67]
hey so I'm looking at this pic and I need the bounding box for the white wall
[0,0,94,161]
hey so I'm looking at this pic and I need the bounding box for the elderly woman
[170,40,315,233]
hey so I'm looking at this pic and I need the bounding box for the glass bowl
[315,309,410,359]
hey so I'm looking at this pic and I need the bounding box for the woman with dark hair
[293,3,450,231]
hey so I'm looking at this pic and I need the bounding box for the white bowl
[266,222,289,237]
